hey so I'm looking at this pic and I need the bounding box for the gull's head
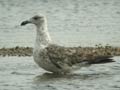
[21,15,45,27]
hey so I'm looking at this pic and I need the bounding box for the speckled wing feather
[45,44,114,69]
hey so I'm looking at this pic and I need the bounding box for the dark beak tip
[21,22,25,26]
[20,21,30,26]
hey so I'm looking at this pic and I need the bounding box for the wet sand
[0,46,33,56]
[0,45,120,57]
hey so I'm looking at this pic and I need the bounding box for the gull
[21,15,114,74]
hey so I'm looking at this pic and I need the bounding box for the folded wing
[45,44,114,69]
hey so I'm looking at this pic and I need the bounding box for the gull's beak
[21,20,31,26]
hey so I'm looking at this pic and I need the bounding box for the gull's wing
[45,44,114,69]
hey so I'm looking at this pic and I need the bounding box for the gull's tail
[87,56,115,64]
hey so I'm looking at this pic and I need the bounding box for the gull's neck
[35,18,51,49]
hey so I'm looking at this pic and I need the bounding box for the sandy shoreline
[0,46,33,56]
[0,45,120,57]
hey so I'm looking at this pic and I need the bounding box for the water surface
[0,0,120,90]
[0,0,120,47]
[0,56,120,90]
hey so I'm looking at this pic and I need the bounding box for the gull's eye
[33,16,39,20]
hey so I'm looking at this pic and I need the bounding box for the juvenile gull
[21,15,114,74]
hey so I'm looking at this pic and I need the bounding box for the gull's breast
[33,49,61,73]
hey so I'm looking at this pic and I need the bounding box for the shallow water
[0,0,120,47]
[0,56,120,90]
[0,0,120,90]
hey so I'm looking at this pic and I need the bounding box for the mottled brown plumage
[44,44,114,69]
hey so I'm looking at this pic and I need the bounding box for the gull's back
[44,44,114,71]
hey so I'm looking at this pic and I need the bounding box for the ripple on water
[0,56,120,90]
